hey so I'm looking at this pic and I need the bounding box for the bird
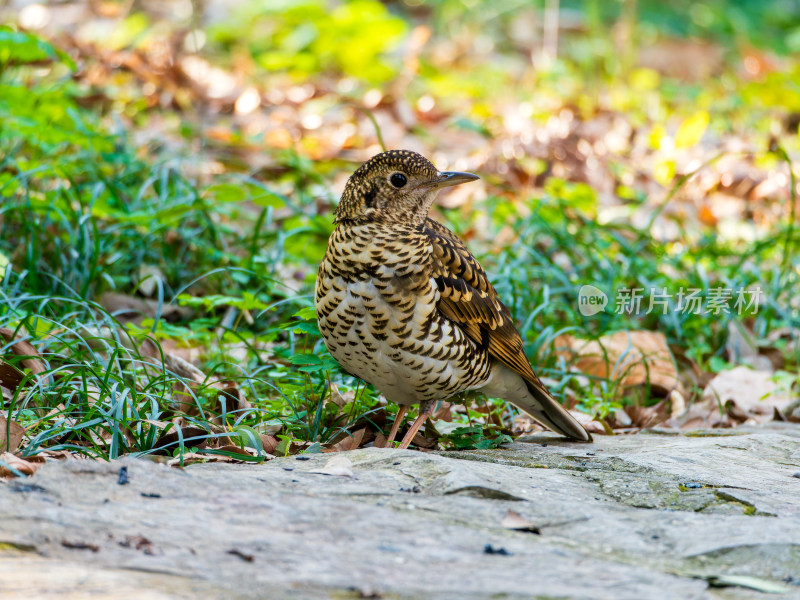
[315,150,591,449]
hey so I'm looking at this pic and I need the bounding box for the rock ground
[1,424,799,599]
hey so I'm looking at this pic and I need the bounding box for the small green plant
[440,425,513,450]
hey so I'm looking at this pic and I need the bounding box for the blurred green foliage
[209,0,407,82]
[416,0,800,55]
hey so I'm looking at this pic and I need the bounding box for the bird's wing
[424,218,539,382]
[423,218,591,442]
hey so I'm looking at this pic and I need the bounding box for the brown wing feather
[424,218,591,442]
[424,218,540,383]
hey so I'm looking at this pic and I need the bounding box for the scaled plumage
[315,150,591,447]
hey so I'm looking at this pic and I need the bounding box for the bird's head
[334,150,479,226]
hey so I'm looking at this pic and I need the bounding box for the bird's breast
[315,226,492,404]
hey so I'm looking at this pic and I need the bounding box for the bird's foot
[381,405,409,448]
[397,404,434,450]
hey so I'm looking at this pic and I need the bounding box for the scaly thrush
[315,150,591,448]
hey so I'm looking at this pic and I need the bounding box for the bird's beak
[432,171,480,189]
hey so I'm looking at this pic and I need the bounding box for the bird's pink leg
[385,405,408,446]
[397,403,434,449]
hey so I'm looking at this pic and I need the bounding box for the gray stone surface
[1,424,799,599]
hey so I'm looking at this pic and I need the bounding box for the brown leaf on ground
[513,414,545,436]
[781,399,800,423]
[0,417,26,453]
[260,434,279,455]
[37,449,75,461]
[555,331,682,395]
[154,338,204,364]
[501,509,541,534]
[568,410,606,435]
[671,347,713,401]
[161,351,207,382]
[152,426,210,455]
[0,453,45,478]
[98,292,191,324]
[726,322,775,371]
[0,361,25,395]
[215,382,252,415]
[704,367,792,416]
[410,432,439,449]
[0,328,46,376]
[326,383,353,409]
[160,353,207,415]
[668,366,793,429]
[310,455,354,477]
[160,353,250,422]
[433,401,453,421]
[284,440,331,456]
[333,427,371,452]
[0,385,13,403]
[766,327,800,356]
[624,389,686,429]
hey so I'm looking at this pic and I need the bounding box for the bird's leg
[385,405,408,446]
[397,401,435,450]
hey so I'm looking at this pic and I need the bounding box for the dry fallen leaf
[501,509,540,533]
[702,366,792,419]
[669,366,793,429]
[0,328,46,376]
[555,330,681,394]
[726,322,774,371]
[0,417,26,452]
[568,410,606,435]
[333,427,368,452]
[433,401,452,421]
[158,353,250,422]
[310,455,354,477]
[137,264,166,297]
[0,361,25,395]
[38,449,75,461]
[152,426,210,455]
[410,432,439,449]
[0,452,45,478]
[98,292,190,323]
[623,389,687,429]
[638,38,723,81]
[326,382,354,409]
[260,434,279,455]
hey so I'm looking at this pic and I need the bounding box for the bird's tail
[520,379,592,442]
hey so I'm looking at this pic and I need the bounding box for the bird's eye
[390,173,407,188]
